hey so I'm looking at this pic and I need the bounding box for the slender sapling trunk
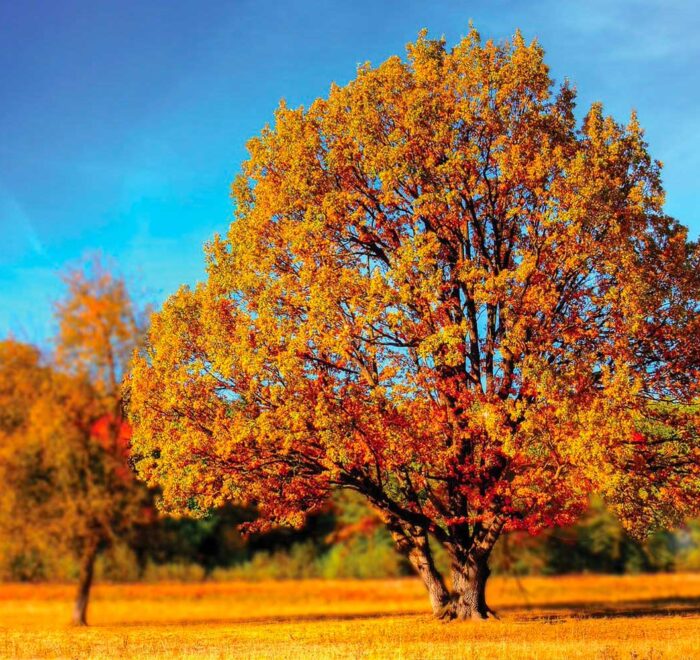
[72,545,97,626]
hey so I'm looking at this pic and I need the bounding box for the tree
[0,259,152,625]
[128,29,700,620]
[54,258,152,625]
[55,256,145,410]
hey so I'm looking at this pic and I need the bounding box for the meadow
[1,574,699,659]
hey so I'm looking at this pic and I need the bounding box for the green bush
[321,530,406,579]
[141,561,207,582]
[212,541,322,580]
[95,543,141,582]
[675,521,700,571]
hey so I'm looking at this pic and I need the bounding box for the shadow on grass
[100,596,700,628]
[103,610,429,628]
[506,595,700,622]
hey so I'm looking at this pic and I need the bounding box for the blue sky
[1,0,699,344]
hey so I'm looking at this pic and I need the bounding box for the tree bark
[386,514,504,621]
[434,514,506,620]
[72,545,97,626]
[387,520,450,615]
[407,534,450,615]
[440,556,495,621]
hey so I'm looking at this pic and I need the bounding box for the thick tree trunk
[72,546,97,626]
[440,557,495,621]
[435,514,506,620]
[386,514,504,621]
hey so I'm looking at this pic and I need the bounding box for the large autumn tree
[128,29,700,619]
[0,259,151,625]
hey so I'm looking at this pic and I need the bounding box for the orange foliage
[128,28,700,618]
[0,259,151,624]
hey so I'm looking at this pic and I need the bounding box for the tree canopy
[128,28,700,619]
[0,259,151,625]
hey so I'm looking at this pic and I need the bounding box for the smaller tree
[0,258,152,625]
[55,256,145,410]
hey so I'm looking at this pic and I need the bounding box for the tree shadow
[99,595,700,628]
[506,595,700,621]
[103,609,429,628]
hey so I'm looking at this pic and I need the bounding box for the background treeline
[3,491,699,583]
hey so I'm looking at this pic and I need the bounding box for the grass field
[1,574,699,658]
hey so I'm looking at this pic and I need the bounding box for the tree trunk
[387,520,450,615]
[439,557,495,621]
[435,514,506,620]
[72,546,97,626]
[385,514,503,621]
[407,535,450,615]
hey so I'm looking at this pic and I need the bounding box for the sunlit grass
[1,574,699,658]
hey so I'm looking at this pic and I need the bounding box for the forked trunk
[72,546,97,626]
[387,515,502,621]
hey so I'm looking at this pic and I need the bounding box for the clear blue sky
[1,0,699,344]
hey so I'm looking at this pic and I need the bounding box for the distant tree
[0,259,152,625]
[128,29,700,620]
[0,340,54,578]
[55,257,145,411]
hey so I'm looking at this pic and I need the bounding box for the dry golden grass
[1,573,699,658]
